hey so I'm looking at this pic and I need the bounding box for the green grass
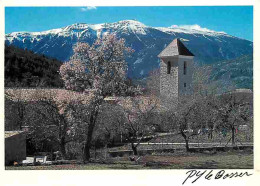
[149,131,253,144]
[6,150,253,170]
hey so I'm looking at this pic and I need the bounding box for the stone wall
[160,56,194,108]
[5,131,26,165]
[178,56,194,95]
[160,58,178,97]
[160,57,179,108]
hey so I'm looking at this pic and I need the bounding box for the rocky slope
[210,54,253,89]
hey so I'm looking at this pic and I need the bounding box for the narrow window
[167,61,171,74]
[184,83,186,88]
[184,61,187,75]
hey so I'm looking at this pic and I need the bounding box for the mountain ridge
[5,20,253,78]
[6,20,245,41]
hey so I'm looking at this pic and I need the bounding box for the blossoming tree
[59,34,135,162]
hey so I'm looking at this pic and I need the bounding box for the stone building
[158,38,194,106]
[5,131,26,165]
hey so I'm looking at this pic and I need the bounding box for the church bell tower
[158,38,194,105]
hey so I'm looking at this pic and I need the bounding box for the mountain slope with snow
[5,20,253,78]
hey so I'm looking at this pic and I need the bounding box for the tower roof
[158,38,194,58]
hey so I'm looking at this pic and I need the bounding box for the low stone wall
[5,131,26,165]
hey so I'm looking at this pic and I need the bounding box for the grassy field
[149,131,253,144]
[107,131,253,152]
[6,150,253,170]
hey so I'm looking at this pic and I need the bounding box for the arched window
[184,61,187,75]
[167,61,171,74]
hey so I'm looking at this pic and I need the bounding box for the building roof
[5,88,164,113]
[5,88,95,103]
[158,38,194,58]
[5,131,24,138]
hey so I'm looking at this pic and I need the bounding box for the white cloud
[80,6,97,12]
[170,24,226,34]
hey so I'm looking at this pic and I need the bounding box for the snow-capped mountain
[5,20,253,78]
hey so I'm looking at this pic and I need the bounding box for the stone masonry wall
[178,56,194,95]
[160,56,194,108]
[160,57,179,107]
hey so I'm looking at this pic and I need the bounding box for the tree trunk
[83,110,98,163]
[131,143,138,155]
[18,120,23,131]
[232,127,235,146]
[184,139,190,152]
[208,129,213,139]
[181,131,190,152]
[59,116,67,159]
[59,137,66,159]
[17,102,25,130]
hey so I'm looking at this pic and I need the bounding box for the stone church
[158,38,194,105]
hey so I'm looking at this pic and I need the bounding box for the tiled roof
[5,88,94,103]
[158,38,194,58]
[5,88,164,113]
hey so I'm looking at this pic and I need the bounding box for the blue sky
[5,6,253,41]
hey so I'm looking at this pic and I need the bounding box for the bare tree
[5,89,26,130]
[117,96,159,156]
[5,88,91,159]
[166,95,210,152]
[92,103,127,150]
[146,69,160,96]
[164,65,221,152]
[25,99,72,158]
[211,91,252,146]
